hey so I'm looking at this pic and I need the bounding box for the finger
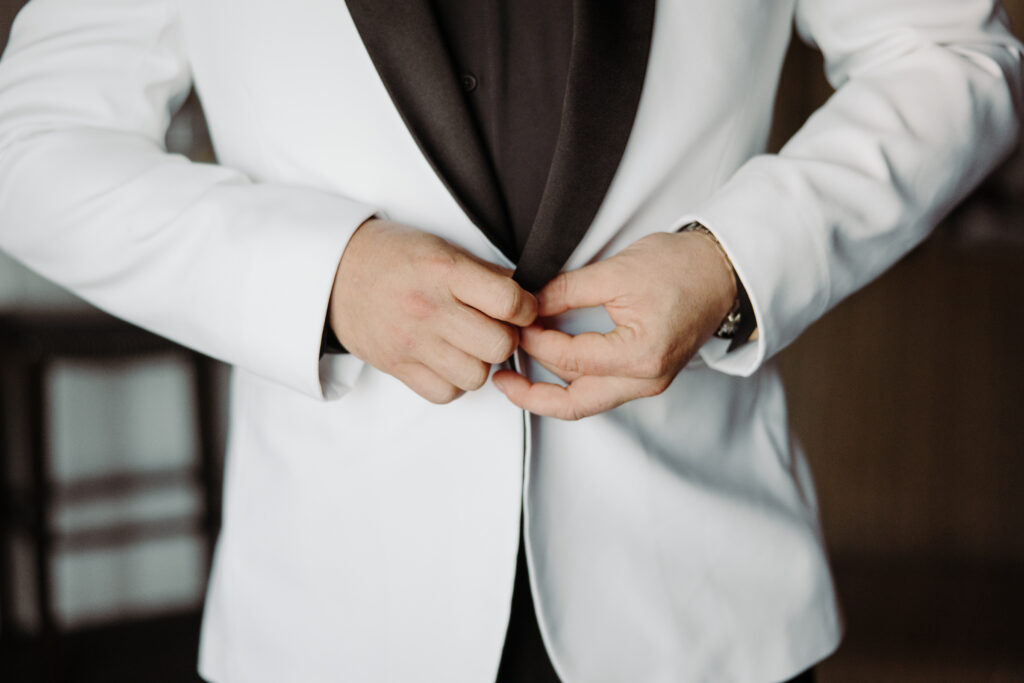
[492,370,657,420]
[449,258,538,326]
[395,362,465,404]
[530,354,581,384]
[418,339,492,392]
[440,305,520,365]
[519,324,639,378]
[537,261,621,317]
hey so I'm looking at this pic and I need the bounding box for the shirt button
[461,73,478,92]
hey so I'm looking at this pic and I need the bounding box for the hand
[491,231,736,420]
[329,218,538,403]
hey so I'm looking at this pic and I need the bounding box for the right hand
[328,218,538,404]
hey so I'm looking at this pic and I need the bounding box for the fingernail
[492,377,508,394]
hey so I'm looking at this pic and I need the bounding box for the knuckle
[427,384,463,404]
[495,281,523,320]
[485,327,518,363]
[378,349,404,371]
[460,362,490,391]
[635,353,668,378]
[639,378,671,398]
[556,351,582,376]
[399,333,419,352]
[384,324,418,355]
[400,290,439,320]
[549,273,570,301]
[422,246,459,275]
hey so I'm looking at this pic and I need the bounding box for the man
[0,1,1019,682]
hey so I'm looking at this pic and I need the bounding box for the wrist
[679,222,758,348]
[679,223,738,329]
[327,216,387,355]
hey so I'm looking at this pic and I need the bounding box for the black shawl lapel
[344,0,515,258]
[514,1,656,293]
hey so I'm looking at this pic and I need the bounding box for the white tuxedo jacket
[0,1,1020,681]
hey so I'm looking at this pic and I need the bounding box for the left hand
[492,230,737,420]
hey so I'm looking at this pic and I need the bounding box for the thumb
[537,260,620,317]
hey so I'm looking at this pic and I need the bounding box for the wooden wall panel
[780,241,1024,563]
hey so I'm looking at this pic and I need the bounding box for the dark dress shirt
[431,0,573,256]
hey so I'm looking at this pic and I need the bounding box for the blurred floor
[822,557,1024,682]
[1,610,204,683]
[3,555,1023,682]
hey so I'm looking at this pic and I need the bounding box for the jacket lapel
[344,0,515,258]
[514,1,656,293]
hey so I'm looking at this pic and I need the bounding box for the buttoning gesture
[492,231,737,420]
[330,218,538,403]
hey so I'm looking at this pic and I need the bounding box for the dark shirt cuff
[319,312,347,357]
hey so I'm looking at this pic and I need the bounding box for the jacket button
[461,73,478,92]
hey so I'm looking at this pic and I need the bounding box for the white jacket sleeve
[0,0,376,399]
[690,0,1023,375]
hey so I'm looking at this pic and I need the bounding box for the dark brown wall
[771,3,1024,567]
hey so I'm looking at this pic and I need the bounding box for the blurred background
[0,1,1022,681]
